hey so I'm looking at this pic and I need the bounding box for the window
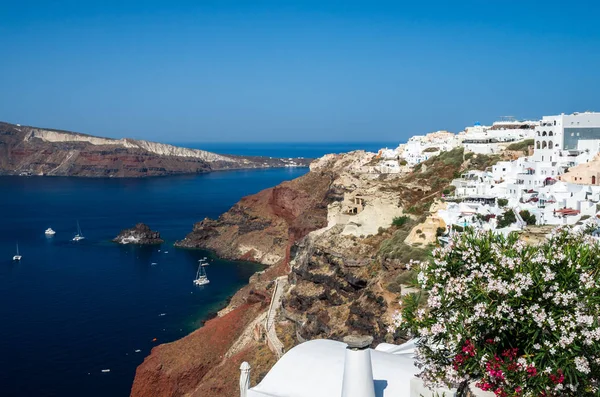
[536,141,541,149]
[542,131,547,136]
[549,131,553,136]
[571,133,575,136]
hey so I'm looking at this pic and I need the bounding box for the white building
[451,170,495,198]
[400,131,459,166]
[445,112,600,228]
[460,118,537,154]
[531,111,600,162]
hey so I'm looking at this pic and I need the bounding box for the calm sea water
[0,167,308,397]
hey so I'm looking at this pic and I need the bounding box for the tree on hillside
[496,210,516,228]
[519,209,536,225]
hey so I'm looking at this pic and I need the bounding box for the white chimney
[341,335,376,397]
[240,361,251,397]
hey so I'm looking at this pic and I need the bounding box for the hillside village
[370,111,600,236]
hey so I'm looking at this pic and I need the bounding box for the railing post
[240,361,251,397]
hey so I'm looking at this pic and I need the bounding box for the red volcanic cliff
[0,121,310,177]
[176,169,339,266]
[130,302,265,397]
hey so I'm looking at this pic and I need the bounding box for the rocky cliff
[131,151,416,397]
[175,167,340,265]
[0,121,309,177]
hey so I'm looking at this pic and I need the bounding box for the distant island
[0,121,310,177]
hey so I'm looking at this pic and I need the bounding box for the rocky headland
[131,148,514,397]
[0,121,310,177]
[113,223,164,245]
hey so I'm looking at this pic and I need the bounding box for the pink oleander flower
[394,227,600,396]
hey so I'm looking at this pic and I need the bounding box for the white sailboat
[13,243,22,261]
[193,260,210,286]
[73,221,85,241]
[45,228,56,236]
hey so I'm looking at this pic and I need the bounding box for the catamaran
[13,243,22,261]
[193,260,210,286]
[73,221,85,241]
[45,228,56,236]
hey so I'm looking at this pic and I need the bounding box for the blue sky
[1,1,599,142]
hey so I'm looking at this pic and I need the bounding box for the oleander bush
[395,228,600,396]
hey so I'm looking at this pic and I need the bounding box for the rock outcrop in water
[0,121,310,177]
[113,223,164,245]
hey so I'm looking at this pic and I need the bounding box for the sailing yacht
[73,221,85,241]
[193,260,210,286]
[45,228,56,236]
[13,243,22,261]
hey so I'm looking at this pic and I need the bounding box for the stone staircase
[264,276,287,358]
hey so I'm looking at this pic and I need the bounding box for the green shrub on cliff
[467,153,502,171]
[379,225,432,263]
[506,139,534,152]
[497,209,516,228]
[392,215,410,227]
[519,209,536,225]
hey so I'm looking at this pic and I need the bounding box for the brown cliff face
[130,302,265,397]
[282,226,406,347]
[175,170,338,266]
[0,122,310,177]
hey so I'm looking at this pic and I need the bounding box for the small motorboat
[45,228,56,236]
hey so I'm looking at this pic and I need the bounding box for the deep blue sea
[0,142,396,397]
